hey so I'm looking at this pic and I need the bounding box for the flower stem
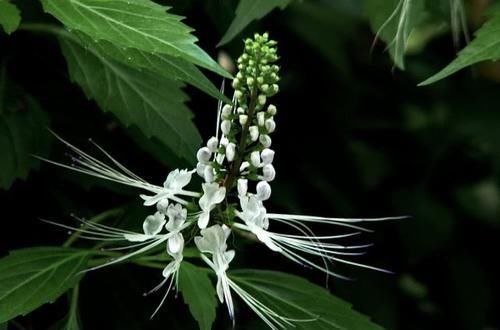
[224,90,257,191]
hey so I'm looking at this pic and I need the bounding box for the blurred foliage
[1,0,500,329]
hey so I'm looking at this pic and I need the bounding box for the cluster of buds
[196,32,279,203]
[46,33,401,329]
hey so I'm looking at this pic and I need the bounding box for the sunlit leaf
[0,0,21,34]
[59,33,201,161]
[40,0,230,78]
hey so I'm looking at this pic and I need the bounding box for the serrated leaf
[0,68,51,190]
[420,4,500,85]
[218,0,293,46]
[230,270,383,330]
[75,32,228,102]
[0,247,90,323]
[179,262,217,330]
[59,34,201,161]
[40,0,231,78]
[0,0,21,34]
[365,0,425,69]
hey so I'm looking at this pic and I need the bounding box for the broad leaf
[75,32,227,102]
[0,247,90,323]
[0,69,51,190]
[365,0,425,69]
[230,269,383,330]
[420,4,500,85]
[218,0,293,46]
[0,0,20,34]
[179,262,217,330]
[40,0,231,78]
[59,34,201,161]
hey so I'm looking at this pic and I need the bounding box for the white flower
[267,104,277,116]
[195,225,235,319]
[165,204,187,254]
[141,168,197,206]
[156,198,169,214]
[203,165,215,183]
[221,120,232,135]
[257,112,266,126]
[198,183,226,229]
[265,118,276,133]
[239,114,248,125]
[196,224,296,329]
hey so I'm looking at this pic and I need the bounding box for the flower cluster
[46,33,402,329]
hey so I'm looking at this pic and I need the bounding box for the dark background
[1,0,499,329]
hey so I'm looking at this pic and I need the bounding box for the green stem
[224,90,257,191]
[63,208,124,247]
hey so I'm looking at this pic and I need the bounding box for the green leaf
[178,262,217,330]
[59,33,201,161]
[40,0,230,78]
[365,0,425,69]
[75,32,228,102]
[230,269,383,330]
[0,323,6,330]
[0,67,51,190]
[420,4,500,85]
[218,0,293,46]
[0,247,90,323]
[0,0,21,34]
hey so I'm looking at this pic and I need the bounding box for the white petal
[198,212,210,229]
[123,233,150,242]
[143,212,166,236]
[167,233,183,254]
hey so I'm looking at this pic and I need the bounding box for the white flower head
[198,183,226,229]
[141,168,196,206]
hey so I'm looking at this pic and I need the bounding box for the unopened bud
[221,120,231,135]
[259,134,272,148]
[261,149,275,165]
[220,137,229,146]
[196,147,211,163]
[240,161,250,172]
[196,162,206,177]
[249,126,259,142]
[256,181,272,201]
[239,115,248,125]
[237,179,248,196]
[262,164,276,181]
[258,94,267,105]
[226,143,236,162]
[267,104,277,116]
[257,112,265,126]
[250,151,261,167]
[207,137,218,152]
[265,118,276,133]
[203,166,215,183]
[235,90,243,99]
[222,104,232,118]
[232,78,240,89]
[237,107,245,114]
[246,77,254,86]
